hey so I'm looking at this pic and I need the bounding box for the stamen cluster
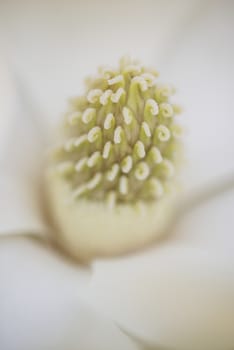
[52,57,182,207]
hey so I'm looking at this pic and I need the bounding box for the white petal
[0,59,47,237]
[0,237,138,350]
[86,189,234,350]
[162,1,234,193]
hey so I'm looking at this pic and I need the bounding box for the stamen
[73,134,88,148]
[108,75,123,86]
[134,140,146,159]
[102,141,112,159]
[121,155,133,174]
[122,107,133,125]
[104,113,115,130]
[114,126,124,144]
[106,164,119,181]
[82,108,96,124]
[87,126,102,143]
[87,151,101,168]
[135,162,150,181]
[155,125,171,142]
[160,103,173,118]
[145,99,159,116]
[100,89,112,105]
[87,89,102,103]
[148,146,163,164]
[132,76,148,92]
[75,157,88,172]
[141,122,151,138]
[119,176,128,195]
[111,88,125,103]
[86,173,102,190]
[141,73,156,87]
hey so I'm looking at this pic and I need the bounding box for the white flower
[0,1,234,350]
[46,57,182,261]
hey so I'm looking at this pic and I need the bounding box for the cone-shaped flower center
[51,57,183,207]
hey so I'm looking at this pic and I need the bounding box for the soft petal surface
[0,60,47,236]
[0,237,139,350]
[163,1,234,193]
[86,188,234,350]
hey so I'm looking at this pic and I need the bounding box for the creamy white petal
[162,1,234,195]
[0,60,47,237]
[86,189,234,350]
[0,238,139,350]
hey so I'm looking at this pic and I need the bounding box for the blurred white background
[0,0,196,123]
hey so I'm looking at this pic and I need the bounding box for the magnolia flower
[46,57,182,261]
[1,1,234,350]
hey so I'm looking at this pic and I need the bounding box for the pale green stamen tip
[141,122,151,138]
[102,141,112,159]
[122,107,133,125]
[112,88,125,103]
[132,76,148,91]
[82,108,96,124]
[146,99,159,116]
[87,151,101,168]
[100,89,112,105]
[107,164,119,182]
[160,103,173,118]
[104,113,115,130]
[108,74,123,86]
[74,135,88,148]
[148,146,163,164]
[135,162,150,181]
[114,126,124,144]
[88,126,101,143]
[87,89,102,103]
[156,125,171,142]
[75,157,88,172]
[134,140,146,158]
[86,173,102,190]
[121,155,133,174]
